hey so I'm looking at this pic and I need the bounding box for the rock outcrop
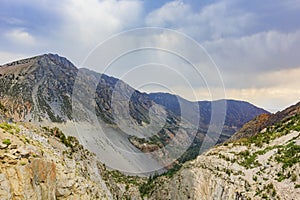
[145,104,300,200]
[231,102,300,141]
[0,122,143,200]
[0,54,269,172]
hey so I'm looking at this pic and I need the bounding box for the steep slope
[1,102,299,200]
[0,121,149,200]
[0,54,268,174]
[0,54,76,122]
[134,94,269,166]
[143,102,300,199]
[230,101,300,141]
[0,54,161,125]
[149,93,269,135]
[0,54,167,173]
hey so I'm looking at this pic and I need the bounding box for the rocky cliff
[0,121,146,200]
[143,102,300,199]
[0,54,269,173]
[0,100,299,199]
[230,101,300,141]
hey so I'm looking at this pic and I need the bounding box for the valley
[0,54,299,200]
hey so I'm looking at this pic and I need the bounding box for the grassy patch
[43,126,83,152]
[139,174,159,197]
[234,114,300,147]
[2,138,11,145]
[0,123,20,134]
[275,141,300,170]
[237,150,261,169]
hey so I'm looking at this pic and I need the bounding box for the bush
[275,142,300,169]
[2,139,11,145]
[292,173,297,182]
[253,176,258,181]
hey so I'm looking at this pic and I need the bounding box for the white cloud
[215,67,300,112]
[146,1,190,27]
[224,87,300,113]
[61,0,143,47]
[0,0,299,111]
[32,0,144,65]
[138,66,300,112]
[146,0,254,40]
[5,29,35,46]
[204,30,300,78]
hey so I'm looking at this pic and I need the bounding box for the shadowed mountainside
[0,54,269,173]
[230,101,300,141]
[141,101,300,199]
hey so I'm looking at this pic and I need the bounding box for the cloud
[222,67,300,111]
[60,0,143,48]
[172,66,300,112]
[146,0,254,41]
[203,30,300,89]
[0,0,144,65]
[0,16,24,26]
[5,29,35,46]
[0,0,299,111]
[224,86,300,113]
[145,1,190,27]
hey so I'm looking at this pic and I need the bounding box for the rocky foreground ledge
[0,122,145,200]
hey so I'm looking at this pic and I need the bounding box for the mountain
[0,54,268,173]
[230,101,300,141]
[0,54,166,173]
[140,102,300,199]
[1,100,297,200]
[149,92,269,135]
[0,120,145,199]
[132,94,269,166]
[0,54,298,199]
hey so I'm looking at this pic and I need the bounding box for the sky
[0,0,300,112]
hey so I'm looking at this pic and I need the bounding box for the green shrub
[275,142,300,169]
[253,176,258,181]
[2,139,11,145]
[292,173,297,182]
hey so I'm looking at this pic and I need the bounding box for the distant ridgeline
[0,54,269,172]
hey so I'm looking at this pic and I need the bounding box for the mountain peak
[36,53,77,70]
[0,53,77,74]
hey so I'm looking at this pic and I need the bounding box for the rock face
[230,101,300,141]
[0,54,269,173]
[149,93,269,135]
[0,54,169,173]
[145,103,300,200]
[0,122,144,200]
[0,99,299,199]
[229,113,271,142]
[0,159,56,200]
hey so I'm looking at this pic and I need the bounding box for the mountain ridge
[0,53,269,173]
[142,101,300,199]
[230,101,300,142]
[0,54,298,199]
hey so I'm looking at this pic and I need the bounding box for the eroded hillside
[144,108,300,199]
[0,121,146,199]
